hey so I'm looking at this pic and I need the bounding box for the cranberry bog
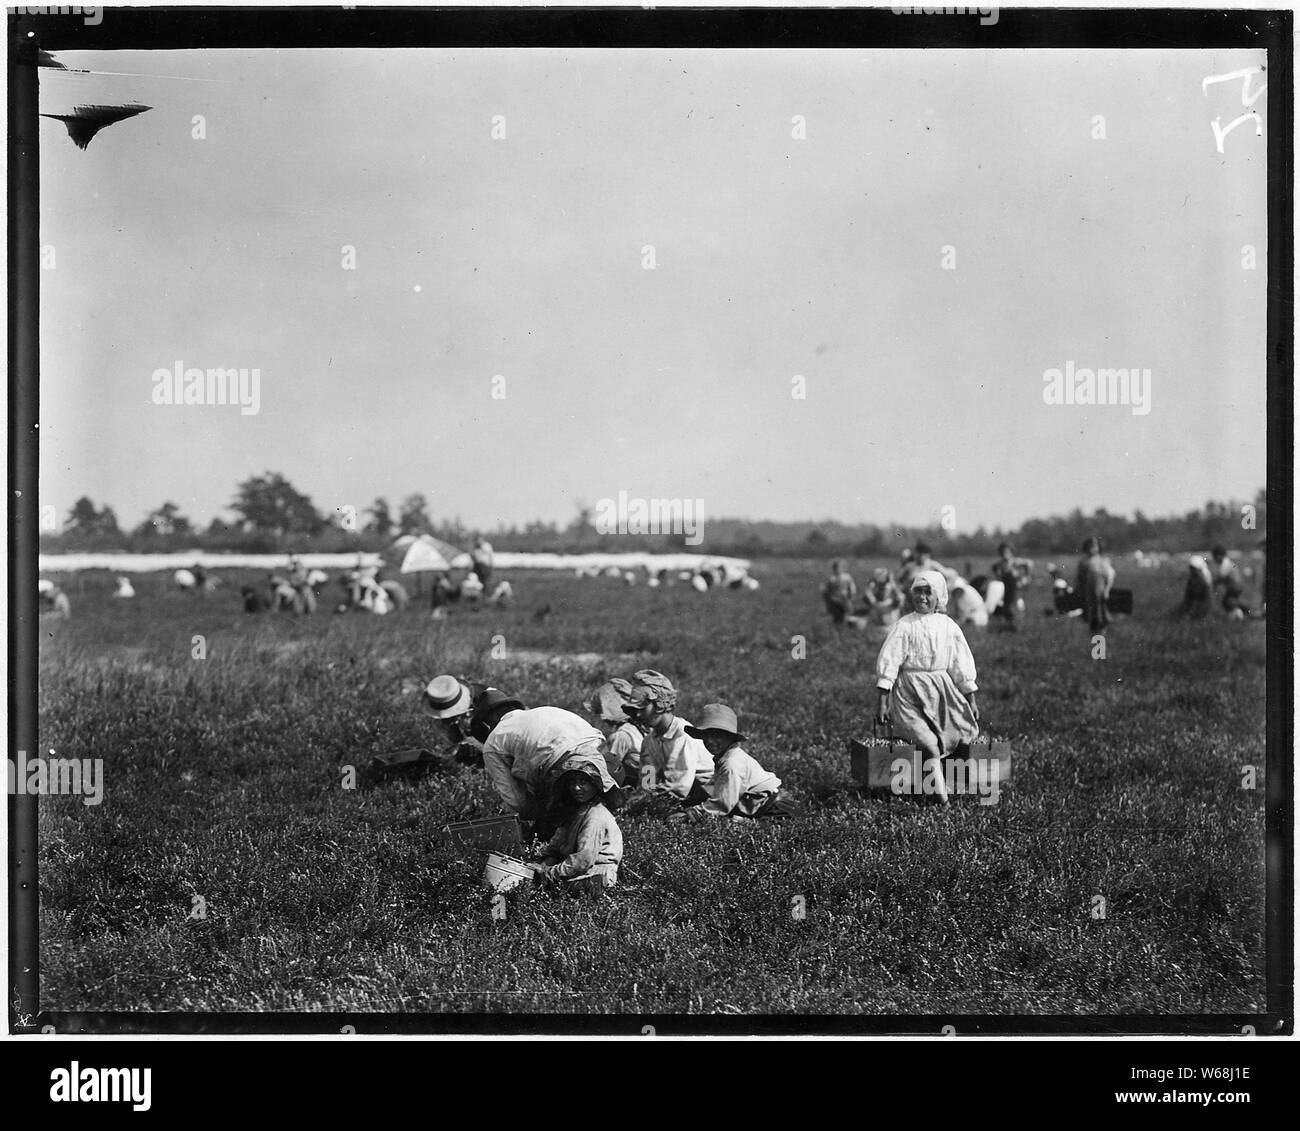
[33,558,1267,1019]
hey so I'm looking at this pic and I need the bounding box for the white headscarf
[910,568,948,610]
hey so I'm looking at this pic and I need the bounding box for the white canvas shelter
[388,534,473,574]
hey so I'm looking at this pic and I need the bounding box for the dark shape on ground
[532,603,553,623]
[41,103,151,150]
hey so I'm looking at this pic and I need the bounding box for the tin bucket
[483,852,536,893]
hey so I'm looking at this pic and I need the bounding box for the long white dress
[874,611,980,758]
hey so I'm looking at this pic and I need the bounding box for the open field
[35,559,1266,1016]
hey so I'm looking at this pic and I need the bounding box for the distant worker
[460,569,484,606]
[472,536,494,587]
[896,548,916,590]
[989,542,1032,630]
[862,567,904,627]
[821,560,857,626]
[287,555,316,614]
[899,542,957,591]
[1076,537,1116,634]
[1045,563,1081,616]
[241,586,270,614]
[1175,556,1214,619]
[113,576,136,599]
[431,573,458,618]
[1209,544,1250,618]
[38,578,71,618]
[949,578,989,628]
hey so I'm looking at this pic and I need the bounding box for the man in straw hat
[422,674,478,756]
[422,675,514,763]
[472,691,621,834]
[680,703,799,821]
[622,670,713,802]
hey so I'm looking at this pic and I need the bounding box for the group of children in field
[420,557,998,889]
[420,668,801,891]
[427,534,1262,890]
[824,541,1035,634]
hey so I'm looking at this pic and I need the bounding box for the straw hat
[423,675,472,719]
[684,703,746,742]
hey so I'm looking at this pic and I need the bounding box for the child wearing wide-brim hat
[680,704,799,821]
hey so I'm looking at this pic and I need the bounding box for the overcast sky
[38,45,1268,534]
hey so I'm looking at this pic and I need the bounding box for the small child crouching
[536,768,624,888]
[681,704,800,821]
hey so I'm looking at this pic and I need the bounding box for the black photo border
[7,4,1293,1040]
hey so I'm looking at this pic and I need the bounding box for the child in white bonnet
[874,570,981,804]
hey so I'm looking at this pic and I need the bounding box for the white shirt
[875,611,979,696]
[606,721,643,778]
[695,745,781,818]
[641,715,714,797]
[482,707,606,811]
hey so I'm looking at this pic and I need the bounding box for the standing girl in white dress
[874,570,981,803]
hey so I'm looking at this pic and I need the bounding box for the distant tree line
[38,472,1267,559]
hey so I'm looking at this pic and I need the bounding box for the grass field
[34,559,1267,1017]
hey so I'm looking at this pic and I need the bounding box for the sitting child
[460,570,485,606]
[586,678,644,788]
[680,704,799,820]
[535,768,624,888]
[862,567,904,626]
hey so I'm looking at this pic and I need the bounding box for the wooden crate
[849,737,922,790]
[963,737,1013,786]
[849,737,1012,797]
[441,815,522,854]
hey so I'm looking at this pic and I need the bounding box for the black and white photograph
[7,1,1292,1065]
